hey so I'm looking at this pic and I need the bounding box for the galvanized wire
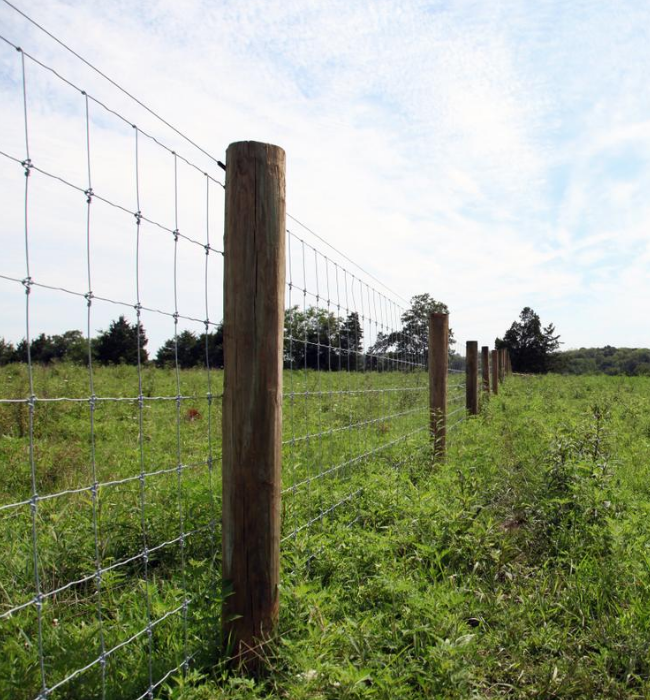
[282,231,430,541]
[0,11,486,695]
[0,29,222,700]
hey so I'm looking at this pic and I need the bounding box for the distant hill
[555,346,650,376]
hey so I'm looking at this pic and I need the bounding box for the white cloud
[1,0,650,352]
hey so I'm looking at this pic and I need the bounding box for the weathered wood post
[491,349,499,395]
[499,348,506,383]
[481,345,490,394]
[429,312,448,460]
[466,341,479,415]
[222,141,286,666]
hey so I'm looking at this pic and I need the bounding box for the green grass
[0,364,223,700]
[177,374,650,699]
[2,369,650,698]
[0,363,436,699]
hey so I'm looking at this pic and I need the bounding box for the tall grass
[3,369,649,698]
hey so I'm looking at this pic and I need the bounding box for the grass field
[0,363,434,699]
[2,369,649,698]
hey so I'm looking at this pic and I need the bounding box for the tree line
[0,316,224,368]
[555,346,650,376]
[283,292,454,370]
[496,308,650,375]
[1,293,457,371]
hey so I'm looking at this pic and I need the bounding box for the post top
[226,140,285,156]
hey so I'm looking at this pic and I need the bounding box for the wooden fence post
[466,341,479,415]
[429,312,448,460]
[481,345,490,394]
[222,141,286,666]
[499,349,506,384]
[491,349,499,395]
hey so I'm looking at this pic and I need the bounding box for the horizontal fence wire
[281,230,430,544]
[447,369,467,432]
[0,5,493,695]
[0,25,223,700]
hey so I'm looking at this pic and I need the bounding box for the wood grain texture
[222,141,286,666]
[429,312,448,460]
[481,345,490,394]
[466,341,479,415]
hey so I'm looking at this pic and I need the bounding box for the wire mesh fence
[0,5,503,697]
[282,229,431,545]
[0,21,224,700]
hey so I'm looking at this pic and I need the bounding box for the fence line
[1,19,224,698]
[0,11,514,696]
[283,228,429,546]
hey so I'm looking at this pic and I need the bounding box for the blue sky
[1,0,650,351]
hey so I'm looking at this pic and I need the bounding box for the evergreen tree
[155,325,223,369]
[0,338,15,365]
[9,330,87,364]
[498,307,561,373]
[199,325,224,368]
[156,330,201,368]
[94,316,148,365]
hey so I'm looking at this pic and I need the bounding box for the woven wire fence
[0,23,224,700]
[448,367,467,434]
[0,7,480,698]
[282,228,436,547]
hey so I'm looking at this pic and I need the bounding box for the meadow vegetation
[186,374,650,699]
[1,368,650,699]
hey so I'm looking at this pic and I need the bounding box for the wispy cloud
[1,0,649,350]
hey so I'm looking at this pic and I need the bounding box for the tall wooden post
[481,345,490,394]
[491,349,499,395]
[429,312,448,460]
[222,141,286,666]
[466,341,479,415]
[499,349,506,383]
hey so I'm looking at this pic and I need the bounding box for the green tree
[94,316,148,365]
[338,311,364,370]
[11,330,87,364]
[0,338,15,365]
[156,330,201,369]
[284,306,341,370]
[369,293,454,368]
[155,325,224,368]
[53,330,87,364]
[498,307,561,373]
[199,326,224,369]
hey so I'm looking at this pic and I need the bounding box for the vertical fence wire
[0,13,496,696]
[0,28,224,700]
[282,230,430,546]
